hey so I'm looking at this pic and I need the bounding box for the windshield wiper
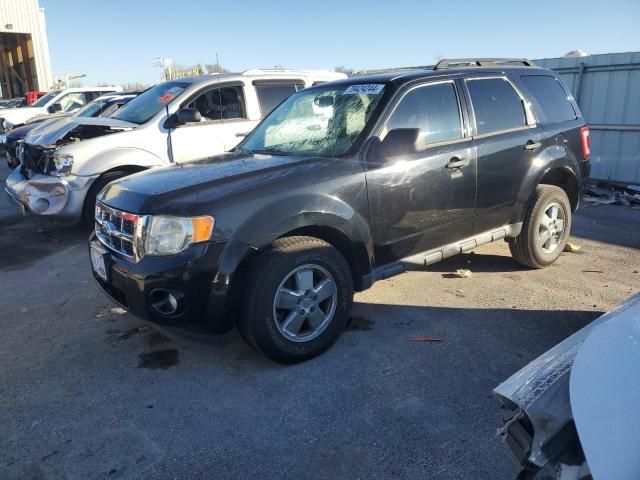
[248,147,292,156]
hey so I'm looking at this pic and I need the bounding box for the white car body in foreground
[5,70,346,221]
[495,292,640,480]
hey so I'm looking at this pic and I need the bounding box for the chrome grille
[95,202,143,261]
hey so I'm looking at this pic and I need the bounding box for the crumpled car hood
[24,116,136,146]
[494,292,640,467]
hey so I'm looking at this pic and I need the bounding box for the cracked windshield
[241,84,385,156]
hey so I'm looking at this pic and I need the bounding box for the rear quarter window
[520,75,577,123]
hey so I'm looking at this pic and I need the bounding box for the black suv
[89,58,591,363]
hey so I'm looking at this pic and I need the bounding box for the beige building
[0,0,53,97]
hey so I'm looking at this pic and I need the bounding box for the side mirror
[176,107,201,125]
[48,103,62,113]
[372,128,425,162]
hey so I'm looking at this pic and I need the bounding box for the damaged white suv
[5,69,345,224]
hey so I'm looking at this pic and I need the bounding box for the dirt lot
[1,195,638,479]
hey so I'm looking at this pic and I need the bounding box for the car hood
[24,116,137,146]
[494,292,640,468]
[99,152,334,215]
[0,106,47,125]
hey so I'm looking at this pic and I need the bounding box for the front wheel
[82,170,131,226]
[509,185,572,269]
[238,236,354,364]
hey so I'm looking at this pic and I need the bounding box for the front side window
[384,82,463,145]
[520,75,576,123]
[112,81,191,125]
[241,83,387,157]
[255,83,303,116]
[186,85,246,121]
[467,78,527,135]
[32,90,61,107]
[57,92,90,112]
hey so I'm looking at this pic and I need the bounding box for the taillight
[580,126,590,160]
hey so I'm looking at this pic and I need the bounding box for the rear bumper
[90,234,255,334]
[4,167,96,219]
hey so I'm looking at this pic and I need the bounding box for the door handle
[524,140,542,151]
[446,156,469,169]
[235,132,249,137]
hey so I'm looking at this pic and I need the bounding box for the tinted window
[187,86,246,121]
[520,75,576,123]
[255,84,301,116]
[386,82,462,144]
[467,78,527,135]
[32,90,61,107]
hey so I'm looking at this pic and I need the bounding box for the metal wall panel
[536,52,640,184]
[0,0,53,92]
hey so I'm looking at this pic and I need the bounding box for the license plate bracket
[90,242,109,282]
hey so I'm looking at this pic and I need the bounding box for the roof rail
[433,58,536,70]
[241,68,338,76]
[353,66,433,76]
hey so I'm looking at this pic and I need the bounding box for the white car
[0,86,123,133]
[5,69,346,224]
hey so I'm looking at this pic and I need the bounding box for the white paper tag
[343,84,385,95]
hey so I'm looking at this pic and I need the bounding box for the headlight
[50,153,74,177]
[143,215,214,255]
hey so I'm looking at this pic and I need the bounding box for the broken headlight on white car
[50,153,74,177]
[143,215,214,256]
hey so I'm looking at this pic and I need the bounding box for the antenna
[216,53,224,129]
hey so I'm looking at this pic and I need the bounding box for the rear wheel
[509,185,572,268]
[82,170,131,226]
[238,236,353,364]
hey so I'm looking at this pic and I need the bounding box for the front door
[365,80,477,266]
[170,84,252,162]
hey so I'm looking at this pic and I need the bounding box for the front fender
[74,148,166,177]
[235,192,371,250]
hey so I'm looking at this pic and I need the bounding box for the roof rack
[434,58,536,70]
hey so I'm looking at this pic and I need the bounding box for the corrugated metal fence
[536,52,640,184]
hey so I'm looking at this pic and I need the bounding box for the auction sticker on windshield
[343,84,385,95]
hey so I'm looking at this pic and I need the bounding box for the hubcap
[273,264,338,342]
[538,202,566,253]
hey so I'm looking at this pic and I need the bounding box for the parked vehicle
[494,292,640,480]
[4,93,138,169]
[5,70,345,224]
[88,58,590,363]
[0,86,123,133]
[0,97,26,108]
[26,91,47,105]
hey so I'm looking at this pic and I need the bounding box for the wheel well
[283,226,370,291]
[539,169,579,211]
[103,165,148,176]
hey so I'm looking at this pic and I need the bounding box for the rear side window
[520,75,576,123]
[255,83,302,116]
[467,78,527,135]
[385,82,463,145]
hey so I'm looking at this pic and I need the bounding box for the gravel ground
[0,199,638,480]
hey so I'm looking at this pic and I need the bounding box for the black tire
[509,185,572,269]
[238,236,354,364]
[82,171,131,226]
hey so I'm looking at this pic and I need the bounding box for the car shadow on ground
[421,251,527,274]
[0,216,89,271]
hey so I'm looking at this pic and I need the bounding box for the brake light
[580,126,590,160]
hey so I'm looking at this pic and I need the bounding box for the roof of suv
[172,69,347,86]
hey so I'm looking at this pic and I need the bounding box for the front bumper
[89,233,255,334]
[4,167,97,219]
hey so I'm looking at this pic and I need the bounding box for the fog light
[149,289,183,315]
[33,197,50,213]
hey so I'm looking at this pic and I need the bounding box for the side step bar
[368,223,522,284]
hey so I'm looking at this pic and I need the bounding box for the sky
[41,0,640,86]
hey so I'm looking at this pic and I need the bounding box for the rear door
[464,76,545,233]
[365,79,477,265]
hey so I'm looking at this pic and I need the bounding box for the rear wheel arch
[537,167,580,211]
